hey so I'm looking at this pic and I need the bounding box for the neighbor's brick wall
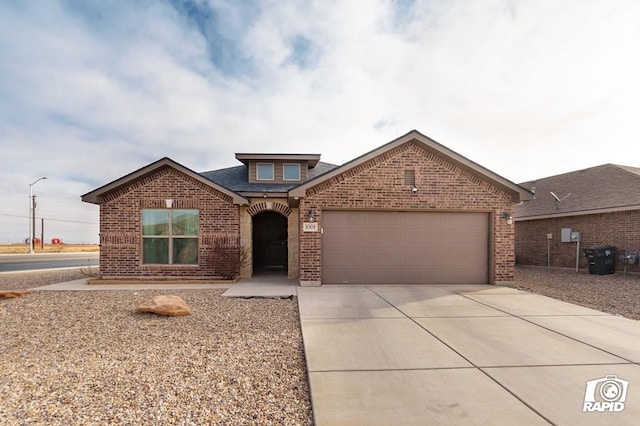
[299,142,516,283]
[99,166,240,278]
[515,210,640,273]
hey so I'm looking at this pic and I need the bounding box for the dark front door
[253,212,288,271]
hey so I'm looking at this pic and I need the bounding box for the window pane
[143,238,169,264]
[142,210,169,236]
[257,163,274,180]
[173,238,198,264]
[172,210,198,236]
[283,164,300,180]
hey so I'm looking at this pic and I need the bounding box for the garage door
[322,211,489,284]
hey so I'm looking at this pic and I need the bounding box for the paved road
[0,252,99,272]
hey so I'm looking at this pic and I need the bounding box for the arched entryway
[252,211,288,274]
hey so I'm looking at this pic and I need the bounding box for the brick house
[82,130,532,285]
[515,164,640,272]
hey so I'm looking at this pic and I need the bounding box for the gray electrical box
[561,228,572,243]
[570,231,581,242]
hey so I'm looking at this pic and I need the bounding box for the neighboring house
[515,164,640,272]
[82,130,532,285]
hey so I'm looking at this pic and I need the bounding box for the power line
[0,213,98,225]
[40,217,99,225]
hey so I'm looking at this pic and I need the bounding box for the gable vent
[404,169,416,186]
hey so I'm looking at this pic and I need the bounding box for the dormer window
[257,163,274,180]
[236,153,321,184]
[283,164,301,181]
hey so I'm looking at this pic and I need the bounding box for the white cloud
[0,0,639,242]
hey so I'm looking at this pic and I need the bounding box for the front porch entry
[252,211,288,274]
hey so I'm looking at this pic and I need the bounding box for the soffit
[235,153,321,167]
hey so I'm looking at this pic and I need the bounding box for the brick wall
[298,142,515,283]
[99,166,240,278]
[515,210,640,273]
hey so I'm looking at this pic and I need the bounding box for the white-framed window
[283,163,301,181]
[257,163,274,180]
[141,209,199,265]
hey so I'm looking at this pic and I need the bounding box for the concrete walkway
[298,285,640,425]
[221,273,298,298]
[30,273,296,295]
[32,279,232,291]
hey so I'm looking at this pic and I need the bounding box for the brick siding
[298,142,516,283]
[515,210,640,273]
[98,166,240,278]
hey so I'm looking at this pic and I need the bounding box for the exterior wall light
[501,212,513,225]
[165,199,174,209]
[307,209,315,222]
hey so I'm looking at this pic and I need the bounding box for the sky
[1,0,639,244]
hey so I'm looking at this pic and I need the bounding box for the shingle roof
[200,161,338,193]
[515,164,640,219]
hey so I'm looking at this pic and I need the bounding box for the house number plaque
[303,222,318,232]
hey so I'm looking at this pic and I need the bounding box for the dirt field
[0,244,99,254]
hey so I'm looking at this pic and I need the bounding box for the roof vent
[404,170,416,186]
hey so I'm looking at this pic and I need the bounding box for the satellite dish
[550,191,571,209]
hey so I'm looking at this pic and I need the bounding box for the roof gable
[290,130,533,202]
[516,164,640,219]
[81,157,248,205]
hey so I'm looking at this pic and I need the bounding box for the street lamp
[29,177,47,254]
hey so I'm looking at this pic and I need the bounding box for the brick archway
[247,201,292,217]
[240,201,298,280]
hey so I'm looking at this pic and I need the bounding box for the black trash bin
[583,246,616,275]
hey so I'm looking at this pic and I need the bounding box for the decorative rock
[0,290,31,299]
[137,295,190,316]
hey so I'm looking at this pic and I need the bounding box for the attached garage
[322,210,490,284]
[291,130,534,286]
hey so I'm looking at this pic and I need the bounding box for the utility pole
[32,195,37,250]
[29,177,47,254]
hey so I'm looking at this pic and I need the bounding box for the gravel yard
[514,265,640,320]
[0,271,312,425]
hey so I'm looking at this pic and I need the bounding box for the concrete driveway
[297,285,640,425]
